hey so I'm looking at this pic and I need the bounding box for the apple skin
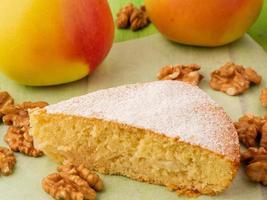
[0,0,114,86]
[144,0,263,47]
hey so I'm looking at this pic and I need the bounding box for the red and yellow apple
[144,0,263,47]
[0,0,114,86]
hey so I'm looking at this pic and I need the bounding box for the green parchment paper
[0,34,267,199]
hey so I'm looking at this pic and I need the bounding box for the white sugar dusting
[46,81,239,162]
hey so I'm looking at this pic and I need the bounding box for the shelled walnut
[157,64,203,86]
[234,113,264,148]
[129,6,150,31]
[116,3,150,31]
[116,3,134,29]
[241,147,267,185]
[209,62,261,96]
[2,101,48,157]
[0,146,16,176]
[4,126,43,157]
[260,88,267,107]
[2,101,48,127]
[0,91,14,118]
[42,164,103,200]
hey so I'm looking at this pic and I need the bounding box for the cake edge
[29,108,240,196]
[30,107,241,164]
[44,81,240,162]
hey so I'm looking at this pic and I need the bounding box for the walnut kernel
[116,3,134,29]
[234,113,267,149]
[4,126,43,157]
[234,113,263,148]
[241,147,267,185]
[130,7,150,31]
[157,64,203,86]
[0,146,16,176]
[2,101,48,157]
[2,101,48,127]
[117,4,150,31]
[209,62,261,96]
[42,164,103,200]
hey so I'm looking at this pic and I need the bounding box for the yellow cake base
[30,109,239,196]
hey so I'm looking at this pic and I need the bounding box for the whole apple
[0,0,114,86]
[144,0,263,47]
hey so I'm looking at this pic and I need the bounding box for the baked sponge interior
[30,110,238,196]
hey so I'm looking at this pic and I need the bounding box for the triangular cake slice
[29,80,240,196]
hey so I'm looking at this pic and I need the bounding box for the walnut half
[116,4,150,31]
[4,126,43,157]
[241,147,267,185]
[2,101,48,127]
[116,3,135,29]
[42,164,104,200]
[0,146,16,176]
[2,101,48,157]
[209,62,261,96]
[234,113,263,148]
[157,64,203,86]
[130,6,150,31]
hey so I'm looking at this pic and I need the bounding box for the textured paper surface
[0,34,267,199]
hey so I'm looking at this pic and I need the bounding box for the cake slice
[29,81,240,196]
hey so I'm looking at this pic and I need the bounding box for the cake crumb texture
[30,113,239,195]
[46,81,239,162]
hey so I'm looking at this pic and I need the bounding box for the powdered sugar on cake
[46,81,239,162]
